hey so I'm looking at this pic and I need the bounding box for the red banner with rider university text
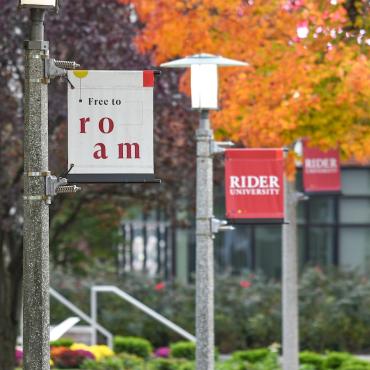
[225,149,284,223]
[303,141,341,193]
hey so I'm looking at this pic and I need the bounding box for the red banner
[225,149,285,222]
[303,141,341,193]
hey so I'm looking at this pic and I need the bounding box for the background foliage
[52,268,370,353]
[122,0,370,159]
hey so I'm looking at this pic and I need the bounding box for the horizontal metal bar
[67,173,161,184]
[50,288,113,348]
[92,286,196,342]
[227,218,285,225]
[24,171,51,177]
[23,195,44,201]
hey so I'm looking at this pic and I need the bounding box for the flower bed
[15,337,370,370]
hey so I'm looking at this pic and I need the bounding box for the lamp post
[20,1,78,369]
[161,54,247,370]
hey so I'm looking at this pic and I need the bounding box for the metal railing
[91,285,196,345]
[50,287,113,348]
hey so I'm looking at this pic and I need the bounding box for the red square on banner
[225,149,285,223]
[303,141,341,193]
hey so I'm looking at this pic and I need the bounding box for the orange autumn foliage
[121,0,370,161]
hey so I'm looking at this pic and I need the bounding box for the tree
[0,1,196,369]
[122,0,370,159]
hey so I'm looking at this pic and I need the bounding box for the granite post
[196,110,214,370]
[23,8,50,370]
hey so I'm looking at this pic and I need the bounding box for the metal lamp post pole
[23,8,50,370]
[195,109,215,370]
[282,178,299,370]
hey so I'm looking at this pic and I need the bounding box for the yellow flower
[70,343,91,352]
[89,345,115,361]
[69,343,114,361]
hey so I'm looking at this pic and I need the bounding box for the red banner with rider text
[303,141,341,193]
[225,149,284,223]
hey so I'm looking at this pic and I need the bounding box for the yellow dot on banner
[73,70,89,79]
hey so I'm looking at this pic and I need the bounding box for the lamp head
[19,0,58,9]
[161,53,248,110]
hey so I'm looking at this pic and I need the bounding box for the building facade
[120,166,370,281]
[208,166,370,278]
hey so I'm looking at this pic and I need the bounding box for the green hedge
[299,351,324,370]
[170,342,196,360]
[232,349,270,363]
[50,338,74,348]
[114,336,153,358]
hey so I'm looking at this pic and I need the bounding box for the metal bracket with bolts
[45,175,81,204]
[210,141,235,155]
[296,192,309,202]
[44,58,80,85]
[211,218,235,235]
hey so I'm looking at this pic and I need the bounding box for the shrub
[299,351,325,370]
[323,352,351,369]
[340,364,370,370]
[118,352,145,370]
[216,359,246,370]
[170,342,196,360]
[53,348,95,369]
[300,365,316,370]
[149,358,181,370]
[50,338,74,348]
[340,359,370,370]
[232,349,270,363]
[255,352,280,370]
[83,357,124,370]
[52,269,370,353]
[114,336,153,358]
[178,361,195,370]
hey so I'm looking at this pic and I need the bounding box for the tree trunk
[0,231,23,370]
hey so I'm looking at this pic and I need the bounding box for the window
[340,199,370,224]
[309,198,335,223]
[255,226,281,278]
[342,169,370,195]
[215,225,253,274]
[339,228,370,274]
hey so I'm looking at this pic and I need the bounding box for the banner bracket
[210,141,235,155]
[211,218,234,235]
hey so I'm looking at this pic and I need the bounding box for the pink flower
[15,349,23,366]
[240,280,252,289]
[155,282,166,291]
[155,347,170,358]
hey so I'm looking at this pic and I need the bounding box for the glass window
[342,169,370,195]
[297,202,306,224]
[215,225,253,274]
[295,170,304,192]
[308,227,334,266]
[255,226,281,278]
[298,225,307,271]
[309,197,335,223]
[339,228,370,274]
[340,199,370,224]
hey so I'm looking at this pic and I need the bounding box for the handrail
[91,285,196,345]
[50,287,113,348]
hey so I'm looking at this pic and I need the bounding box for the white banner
[67,70,155,183]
